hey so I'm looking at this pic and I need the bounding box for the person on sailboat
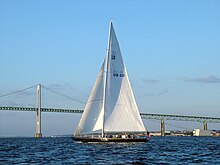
[146,131,151,140]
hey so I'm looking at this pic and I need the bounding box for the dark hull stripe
[72,137,149,142]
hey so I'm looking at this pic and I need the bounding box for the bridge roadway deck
[0,106,220,123]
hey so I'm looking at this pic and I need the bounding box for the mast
[102,21,112,138]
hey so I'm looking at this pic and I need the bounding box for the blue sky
[0,0,220,136]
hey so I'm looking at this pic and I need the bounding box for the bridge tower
[35,84,42,138]
[203,120,208,130]
[161,119,165,136]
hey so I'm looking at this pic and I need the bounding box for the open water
[0,136,219,164]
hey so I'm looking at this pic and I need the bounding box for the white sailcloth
[104,22,145,132]
[74,22,146,136]
[75,60,105,135]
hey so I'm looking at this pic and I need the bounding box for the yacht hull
[72,137,149,142]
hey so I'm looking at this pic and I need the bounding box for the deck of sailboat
[72,136,149,142]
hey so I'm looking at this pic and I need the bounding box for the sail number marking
[111,51,116,60]
[113,71,125,77]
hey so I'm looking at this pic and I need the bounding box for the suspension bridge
[1,84,220,137]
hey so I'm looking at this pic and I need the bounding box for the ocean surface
[0,136,219,164]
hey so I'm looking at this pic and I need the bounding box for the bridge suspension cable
[41,85,86,105]
[165,121,193,130]
[0,84,38,98]
[146,119,192,130]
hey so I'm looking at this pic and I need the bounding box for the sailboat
[72,22,149,142]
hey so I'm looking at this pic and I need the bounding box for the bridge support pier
[35,84,42,138]
[203,121,208,130]
[161,119,165,136]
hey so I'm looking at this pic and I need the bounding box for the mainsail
[75,22,146,137]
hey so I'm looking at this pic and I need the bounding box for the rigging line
[41,85,85,104]
[0,84,38,98]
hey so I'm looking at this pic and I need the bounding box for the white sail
[104,22,146,132]
[74,22,146,137]
[75,60,106,135]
